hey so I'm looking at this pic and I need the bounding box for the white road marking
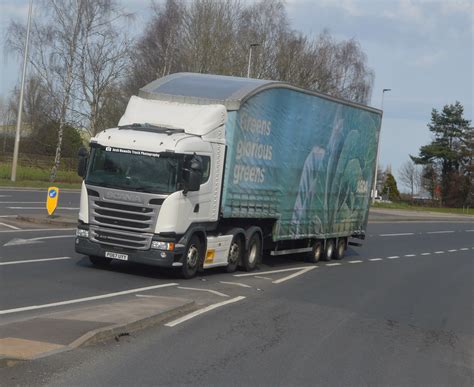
[434,251,444,254]
[326,263,342,266]
[219,281,252,288]
[0,228,76,234]
[348,260,363,263]
[4,234,75,246]
[0,201,44,204]
[387,256,400,259]
[272,267,316,284]
[254,276,272,280]
[404,254,416,257]
[0,215,17,218]
[0,256,71,266]
[460,248,469,251]
[448,249,457,252]
[465,230,474,232]
[234,266,313,277]
[0,283,178,315]
[369,258,383,261]
[165,296,246,327]
[0,195,12,197]
[421,252,431,256]
[379,233,414,237]
[427,231,454,234]
[7,207,79,210]
[0,222,20,230]
[177,286,229,298]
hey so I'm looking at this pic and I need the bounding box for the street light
[247,43,260,78]
[372,88,392,203]
[11,0,33,182]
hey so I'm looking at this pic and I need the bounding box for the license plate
[105,251,128,261]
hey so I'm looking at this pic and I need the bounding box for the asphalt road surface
[1,188,473,386]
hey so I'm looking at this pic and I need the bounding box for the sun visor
[118,96,227,136]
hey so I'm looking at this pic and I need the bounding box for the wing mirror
[77,147,89,178]
[183,155,202,194]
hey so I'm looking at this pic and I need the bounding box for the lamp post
[247,43,260,78]
[372,88,391,203]
[11,0,33,182]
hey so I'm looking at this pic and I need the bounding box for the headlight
[76,228,89,238]
[151,241,175,251]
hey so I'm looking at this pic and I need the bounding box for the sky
[1,0,473,190]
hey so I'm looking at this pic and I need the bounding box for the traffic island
[16,212,77,228]
[0,296,196,367]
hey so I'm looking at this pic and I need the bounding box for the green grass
[372,201,474,216]
[0,163,82,189]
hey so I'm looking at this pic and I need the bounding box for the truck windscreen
[85,146,182,194]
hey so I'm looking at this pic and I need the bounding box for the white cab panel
[203,235,233,268]
[118,96,227,137]
[79,181,88,223]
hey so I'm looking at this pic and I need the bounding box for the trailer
[75,72,382,278]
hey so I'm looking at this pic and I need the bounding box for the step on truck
[75,72,382,278]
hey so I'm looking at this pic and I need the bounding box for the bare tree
[126,0,374,104]
[76,1,132,136]
[399,159,421,197]
[7,0,131,180]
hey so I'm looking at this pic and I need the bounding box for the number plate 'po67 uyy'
[105,251,128,261]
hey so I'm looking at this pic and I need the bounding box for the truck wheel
[307,240,322,263]
[181,235,202,279]
[242,232,261,272]
[322,239,335,261]
[333,238,346,260]
[89,255,112,267]
[226,236,242,273]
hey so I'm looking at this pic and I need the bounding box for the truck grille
[89,226,152,250]
[91,200,156,232]
[87,187,165,250]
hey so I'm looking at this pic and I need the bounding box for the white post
[372,88,391,203]
[11,0,33,182]
[247,43,259,78]
[247,46,253,78]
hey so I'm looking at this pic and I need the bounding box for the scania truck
[75,72,382,278]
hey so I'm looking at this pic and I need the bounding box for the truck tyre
[307,240,322,263]
[226,235,242,273]
[89,255,112,267]
[181,235,202,279]
[322,239,335,261]
[333,238,346,260]
[242,232,261,272]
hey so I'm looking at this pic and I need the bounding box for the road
[0,188,473,385]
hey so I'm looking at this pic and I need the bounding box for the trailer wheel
[181,235,202,279]
[89,255,112,267]
[242,232,261,272]
[226,235,243,273]
[333,238,346,260]
[322,239,335,261]
[307,240,323,263]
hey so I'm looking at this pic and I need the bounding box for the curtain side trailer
[75,72,382,278]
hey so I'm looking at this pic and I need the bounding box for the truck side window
[199,156,211,184]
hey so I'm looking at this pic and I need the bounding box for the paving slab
[0,296,195,365]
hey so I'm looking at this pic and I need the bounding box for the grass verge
[372,201,474,216]
[0,163,82,190]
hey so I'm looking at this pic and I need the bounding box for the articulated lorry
[75,73,382,278]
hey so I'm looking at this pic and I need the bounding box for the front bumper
[75,236,184,268]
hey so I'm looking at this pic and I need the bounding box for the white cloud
[410,50,445,68]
